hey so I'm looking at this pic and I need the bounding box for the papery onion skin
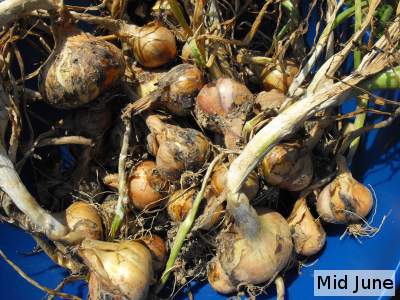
[65,201,103,240]
[258,143,313,191]
[128,160,168,210]
[158,64,206,116]
[167,187,196,222]
[218,207,293,286]
[316,156,373,224]
[260,59,299,94]
[155,124,209,182]
[38,7,125,109]
[133,25,177,69]
[80,240,153,300]
[207,257,237,294]
[211,162,259,200]
[137,235,168,273]
[287,197,326,256]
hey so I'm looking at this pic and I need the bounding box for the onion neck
[141,110,164,139]
[226,190,261,240]
[50,4,81,46]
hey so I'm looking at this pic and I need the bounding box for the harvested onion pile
[0,0,399,299]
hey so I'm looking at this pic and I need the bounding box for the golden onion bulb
[211,162,259,200]
[217,207,292,287]
[127,161,168,210]
[316,155,373,224]
[287,197,326,256]
[38,6,125,109]
[132,25,177,69]
[80,239,153,300]
[260,59,299,94]
[258,143,313,191]
[65,201,103,240]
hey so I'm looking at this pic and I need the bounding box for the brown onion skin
[167,187,196,222]
[127,64,206,116]
[65,201,103,240]
[38,7,125,109]
[158,64,207,116]
[128,161,168,210]
[137,235,168,273]
[261,59,299,94]
[316,155,373,224]
[287,197,326,256]
[258,143,313,191]
[155,125,209,183]
[133,25,177,69]
[211,162,259,201]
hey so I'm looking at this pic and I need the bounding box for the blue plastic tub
[0,0,399,299]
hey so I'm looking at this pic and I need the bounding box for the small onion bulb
[211,162,259,201]
[128,160,169,210]
[260,59,299,94]
[137,235,168,274]
[258,143,313,191]
[316,155,373,224]
[65,201,103,240]
[287,197,326,256]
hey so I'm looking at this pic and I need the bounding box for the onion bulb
[132,24,177,69]
[260,59,299,94]
[80,239,152,300]
[137,235,168,273]
[211,162,259,200]
[258,143,313,191]
[143,111,209,182]
[65,201,103,240]
[195,78,254,150]
[167,187,196,222]
[127,160,169,210]
[287,197,326,256]
[316,155,373,224]
[216,207,293,288]
[38,6,125,109]
[207,257,237,294]
[127,64,206,116]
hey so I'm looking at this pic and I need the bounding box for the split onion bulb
[128,161,169,210]
[216,207,293,289]
[65,201,103,240]
[195,78,254,150]
[316,155,373,224]
[258,143,313,191]
[80,239,153,300]
[38,6,125,109]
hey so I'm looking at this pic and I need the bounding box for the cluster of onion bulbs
[2,1,377,300]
